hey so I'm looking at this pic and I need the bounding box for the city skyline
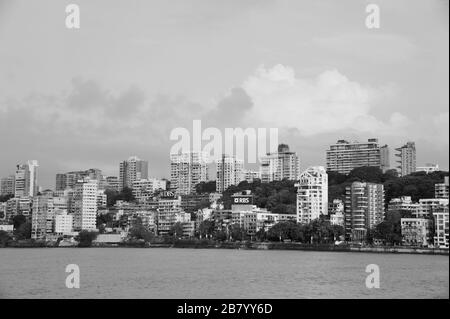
[0,0,448,189]
[0,136,447,191]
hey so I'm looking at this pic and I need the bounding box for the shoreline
[2,240,449,255]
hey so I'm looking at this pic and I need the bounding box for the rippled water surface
[0,248,448,298]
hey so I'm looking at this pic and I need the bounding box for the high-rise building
[260,144,300,183]
[170,152,209,195]
[216,154,244,193]
[73,178,98,231]
[326,139,387,175]
[14,160,38,198]
[380,145,390,172]
[344,182,385,242]
[119,156,148,190]
[54,210,74,235]
[56,168,102,191]
[395,142,416,177]
[105,176,120,192]
[0,175,15,196]
[31,194,56,240]
[242,169,261,183]
[435,176,449,199]
[295,166,328,224]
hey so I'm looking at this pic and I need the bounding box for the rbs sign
[233,196,251,204]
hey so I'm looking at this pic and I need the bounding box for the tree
[198,220,215,239]
[0,194,14,203]
[214,230,227,241]
[12,214,27,230]
[195,181,216,194]
[76,230,98,247]
[105,187,136,207]
[230,224,246,241]
[169,222,184,238]
[15,221,31,240]
[129,225,154,242]
[0,230,12,247]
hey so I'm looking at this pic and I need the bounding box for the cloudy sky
[0,0,448,189]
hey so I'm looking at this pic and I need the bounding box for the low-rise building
[400,218,432,247]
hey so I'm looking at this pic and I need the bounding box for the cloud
[241,64,411,136]
[205,87,253,127]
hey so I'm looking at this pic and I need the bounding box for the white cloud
[242,64,410,136]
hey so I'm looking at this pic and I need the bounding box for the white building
[242,169,261,183]
[435,176,449,199]
[260,144,300,183]
[14,160,39,198]
[416,163,439,174]
[54,210,73,235]
[433,207,449,248]
[73,178,98,231]
[296,166,328,224]
[388,196,419,213]
[216,154,244,193]
[132,178,167,202]
[395,142,416,177]
[413,198,449,218]
[170,152,209,195]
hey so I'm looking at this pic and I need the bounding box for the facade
[433,206,449,248]
[0,175,15,196]
[119,156,148,190]
[260,144,300,183]
[31,195,56,240]
[180,193,211,214]
[413,199,449,219]
[395,142,416,177]
[344,182,385,241]
[329,199,345,226]
[326,139,387,175]
[157,192,182,235]
[56,168,102,191]
[388,196,419,214]
[380,145,390,173]
[14,160,39,197]
[416,163,439,174]
[295,166,328,224]
[170,152,209,195]
[400,218,431,247]
[73,178,98,231]
[435,176,449,199]
[54,210,74,235]
[242,169,261,183]
[216,154,244,193]
[132,178,167,202]
[105,176,120,192]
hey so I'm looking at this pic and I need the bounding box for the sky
[0,0,448,189]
